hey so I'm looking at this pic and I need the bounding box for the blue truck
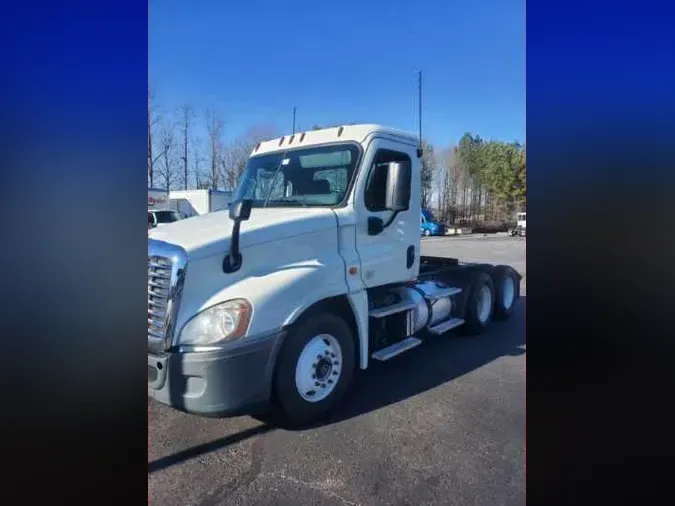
[420,209,445,236]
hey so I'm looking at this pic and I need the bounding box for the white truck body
[149,188,184,228]
[148,124,521,425]
[517,212,526,230]
[148,188,170,210]
[169,189,232,218]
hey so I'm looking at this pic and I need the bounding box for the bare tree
[222,124,276,190]
[190,136,208,189]
[205,109,224,189]
[155,119,179,192]
[148,89,163,187]
[179,104,194,190]
[437,146,465,223]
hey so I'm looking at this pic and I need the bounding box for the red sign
[148,195,167,207]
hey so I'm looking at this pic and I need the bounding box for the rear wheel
[461,271,495,336]
[492,265,520,320]
[424,229,431,237]
[273,313,356,427]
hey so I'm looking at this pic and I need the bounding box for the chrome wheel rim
[295,334,342,403]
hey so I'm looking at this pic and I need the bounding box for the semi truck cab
[148,124,521,426]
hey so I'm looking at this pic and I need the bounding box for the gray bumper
[148,330,286,417]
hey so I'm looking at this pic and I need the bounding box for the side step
[427,318,465,335]
[424,287,462,300]
[371,337,422,361]
[369,300,417,318]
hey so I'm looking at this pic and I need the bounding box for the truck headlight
[177,299,252,347]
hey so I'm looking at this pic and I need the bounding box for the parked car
[420,209,445,236]
[148,209,186,228]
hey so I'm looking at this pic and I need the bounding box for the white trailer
[148,188,169,211]
[148,124,522,426]
[169,189,232,218]
[149,188,186,228]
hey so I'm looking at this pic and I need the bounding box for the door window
[364,149,412,212]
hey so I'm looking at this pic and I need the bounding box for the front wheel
[424,229,431,237]
[273,313,356,427]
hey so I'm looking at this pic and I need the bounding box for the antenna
[292,107,297,134]
[416,70,423,159]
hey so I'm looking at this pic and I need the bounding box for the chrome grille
[148,256,172,341]
[148,239,188,351]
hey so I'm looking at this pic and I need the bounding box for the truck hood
[148,207,337,260]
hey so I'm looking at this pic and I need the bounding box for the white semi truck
[148,124,521,426]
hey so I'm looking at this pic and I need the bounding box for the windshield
[232,144,360,207]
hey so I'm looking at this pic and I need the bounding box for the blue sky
[149,0,524,148]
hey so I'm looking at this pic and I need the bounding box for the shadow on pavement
[149,297,525,468]
[148,423,273,473]
[272,296,526,430]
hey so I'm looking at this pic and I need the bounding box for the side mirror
[385,161,411,212]
[223,199,253,274]
[229,199,252,221]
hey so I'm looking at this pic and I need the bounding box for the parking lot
[149,235,526,506]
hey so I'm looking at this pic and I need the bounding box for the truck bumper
[148,330,286,417]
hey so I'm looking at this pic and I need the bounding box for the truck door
[354,141,420,288]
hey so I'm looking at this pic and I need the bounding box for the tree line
[148,92,525,225]
[426,133,526,227]
[147,90,276,193]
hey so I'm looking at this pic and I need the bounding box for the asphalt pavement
[149,235,526,505]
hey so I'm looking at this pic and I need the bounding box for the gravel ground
[149,235,526,506]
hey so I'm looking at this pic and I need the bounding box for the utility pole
[182,109,188,190]
[292,107,297,134]
[417,70,423,159]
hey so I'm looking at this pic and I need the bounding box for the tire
[424,229,431,237]
[491,265,520,320]
[272,312,356,427]
[461,271,495,336]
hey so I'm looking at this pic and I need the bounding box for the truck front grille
[148,256,172,340]
[148,240,188,351]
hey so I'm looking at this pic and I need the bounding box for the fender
[172,228,372,369]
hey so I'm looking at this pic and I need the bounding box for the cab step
[371,337,422,361]
[424,286,462,300]
[427,317,465,335]
[369,300,417,318]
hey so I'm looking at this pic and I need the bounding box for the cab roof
[251,124,420,157]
